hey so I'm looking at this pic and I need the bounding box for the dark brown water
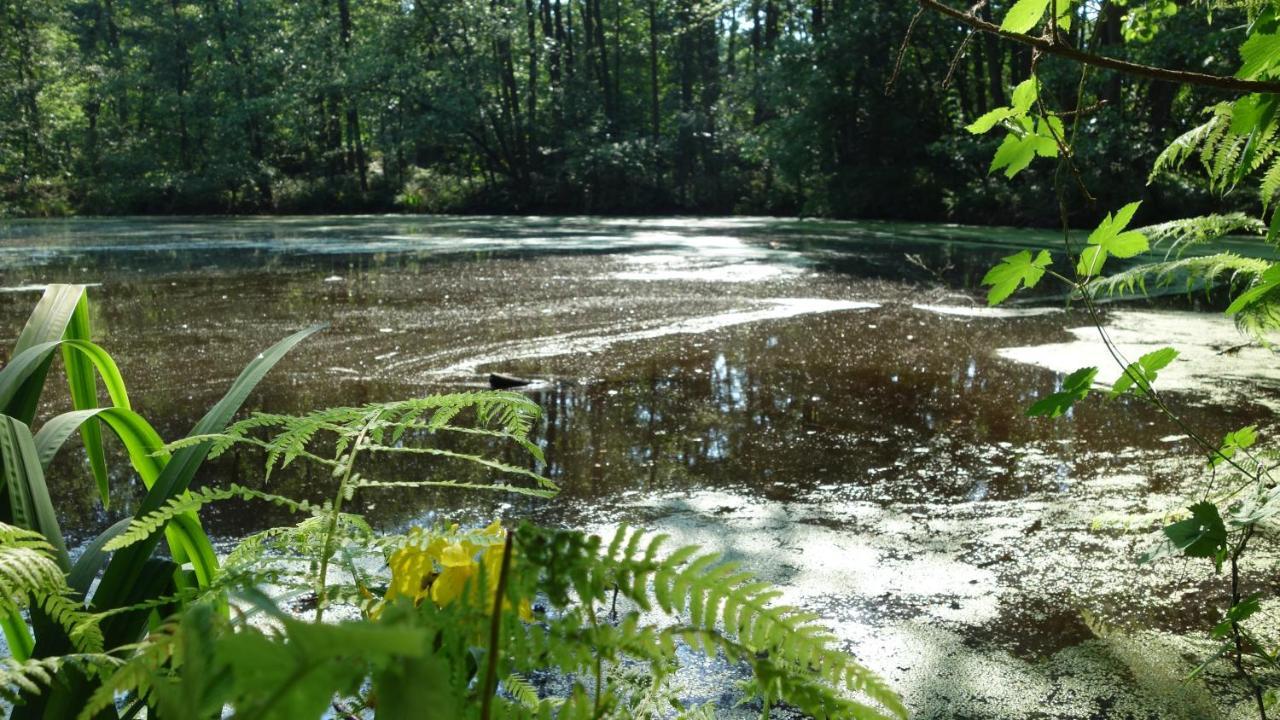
[1,215,1275,717]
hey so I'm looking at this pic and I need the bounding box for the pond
[2,215,1277,718]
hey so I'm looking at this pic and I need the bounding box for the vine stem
[1231,526,1267,720]
[1032,28,1270,719]
[315,420,373,623]
[480,532,514,720]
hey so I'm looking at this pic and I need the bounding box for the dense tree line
[0,0,1250,221]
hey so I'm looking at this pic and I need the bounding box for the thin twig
[886,7,927,95]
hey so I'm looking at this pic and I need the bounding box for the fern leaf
[105,485,318,552]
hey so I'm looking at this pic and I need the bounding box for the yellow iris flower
[381,521,530,620]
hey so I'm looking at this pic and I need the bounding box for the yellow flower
[379,521,529,620]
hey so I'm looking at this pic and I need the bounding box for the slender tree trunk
[526,0,539,155]
[337,0,368,190]
[979,3,1005,107]
[169,0,192,171]
[647,0,659,142]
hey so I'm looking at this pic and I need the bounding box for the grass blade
[92,324,324,644]
[63,295,112,507]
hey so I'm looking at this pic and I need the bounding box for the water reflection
[0,216,1272,547]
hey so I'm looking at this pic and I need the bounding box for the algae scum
[2,215,1279,718]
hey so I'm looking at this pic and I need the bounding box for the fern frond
[1262,154,1280,209]
[1137,214,1265,258]
[224,514,373,572]
[0,655,120,704]
[1150,110,1228,183]
[512,524,907,719]
[79,619,184,720]
[105,485,320,552]
[1091,253,1271,297]
[0,522,103,652]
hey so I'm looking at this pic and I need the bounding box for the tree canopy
[0,0,1254,221]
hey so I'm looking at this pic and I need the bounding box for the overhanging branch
[918,0,1280,94]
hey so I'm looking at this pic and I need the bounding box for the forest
[0,0,1249,221]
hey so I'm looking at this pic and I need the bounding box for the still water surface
[1,215,1276,717]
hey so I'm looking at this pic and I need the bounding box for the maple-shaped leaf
[989,116,1059,178]
[1164,502,1227,559]
[1109,346,1178,398]
[1026,366,1097,418]
[1076,201,1148,277]
[1139,501,1228,566]
[981,249,1052,306]
[1212,425,1258,468]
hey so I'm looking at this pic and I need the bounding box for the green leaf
[91,324,324,649]
[1001,0,1051,33]
[1026,367,1097,417]
[1225,262,1280,316]
[60,292,112,509]
[966,107,1015,134]
[1212,425,1257,468]
[980,249,1052,305]
[1213,593,1262,639]
[0,416,68,570]
[1109,347,1178,398]
[1078,201,1148,276]
[1238,31,1280,80]
[1010,77,1040,114]
[1164,502,1227,560]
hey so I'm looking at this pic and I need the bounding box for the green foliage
[1000,0,1076,33]
[0,522,101,654]
[1109,347,1179,399]
[965,78,1063,178]
[1077,201,1149,278]
[1026,367,1097,418]
[981,249,1053,305]
[1140,213,1265,256]
[77,522,904,720]
[1213,426,1258,468]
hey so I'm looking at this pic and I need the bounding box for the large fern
[0,522,102,654]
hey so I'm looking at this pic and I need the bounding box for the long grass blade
[35,408,218,588]
[91,324,324,646]
[0,415,68,569]
[62,292,112,508]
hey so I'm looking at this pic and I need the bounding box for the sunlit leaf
[1238,31,1280,80]
[1001,0,1050,33]
[981,249,1052,306]
[1212,425,1257,468]
[1026,366,1097,417]
[1109,347,1178,398]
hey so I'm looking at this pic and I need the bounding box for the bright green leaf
[1212,425,1258,468]
[1213,593,1262,638]
[1010,78,1040,114]
[1109,347,1179,398]
[981,249,1052,306]
[1163,501,1227,560]
[966,107,1015,134]
[1001,0,1051,33]
[1026,366,1097,417]
[1238,31,1280,80]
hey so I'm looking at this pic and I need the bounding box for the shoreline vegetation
[0,0,1257,226]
